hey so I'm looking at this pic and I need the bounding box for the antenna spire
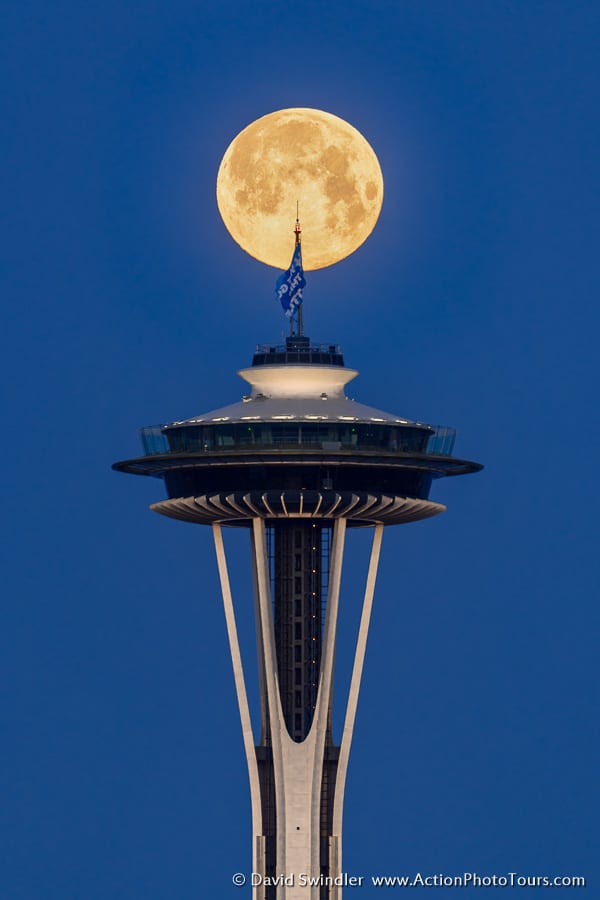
[294,201,301,247]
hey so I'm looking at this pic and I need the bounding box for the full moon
[216,108,384,270]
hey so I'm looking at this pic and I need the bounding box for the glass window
[272,424,300,444]
[161,420,432,455]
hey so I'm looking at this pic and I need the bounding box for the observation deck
[252,335,344,367]
[113,337,482,526]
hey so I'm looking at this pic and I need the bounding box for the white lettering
[251,874,294,886]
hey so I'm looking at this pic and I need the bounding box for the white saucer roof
[167,364,428,429]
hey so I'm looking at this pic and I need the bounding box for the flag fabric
[276,243,305,318]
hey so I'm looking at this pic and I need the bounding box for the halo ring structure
[216,108,384,270]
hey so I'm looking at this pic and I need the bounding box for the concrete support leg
[330,524,383,898]
[215,518,381,899]
[213,524,264,897]
[252,518,347,898]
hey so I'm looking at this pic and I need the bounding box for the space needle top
[113,325,481,530]
[114,107,483,900]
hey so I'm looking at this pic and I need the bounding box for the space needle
[113,109,482,898]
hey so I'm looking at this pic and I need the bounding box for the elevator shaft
[271,522,330,742]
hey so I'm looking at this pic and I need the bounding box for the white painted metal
[170,361,422,427]
[251,518,348,898]
[331,524,384,896]
[250,527,268,745]
[212,524,264,896]
[175,393,416,426]
[239,364,358,399]
[251,518,288,895]
[152,493,445,526]
[308,517,346,882]
[214,518,383,898]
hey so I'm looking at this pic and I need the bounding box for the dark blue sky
[2,2,598,896]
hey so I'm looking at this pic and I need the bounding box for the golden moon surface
[216,108,384,270]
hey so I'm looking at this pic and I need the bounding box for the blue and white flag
[276,243,306,319]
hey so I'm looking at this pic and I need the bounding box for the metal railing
[252,342,344,367]
[254,342,342,355]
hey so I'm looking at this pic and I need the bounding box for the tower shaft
[213,518,384,899]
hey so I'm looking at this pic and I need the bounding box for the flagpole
[294,207,304,337]
[276,207,306,337]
